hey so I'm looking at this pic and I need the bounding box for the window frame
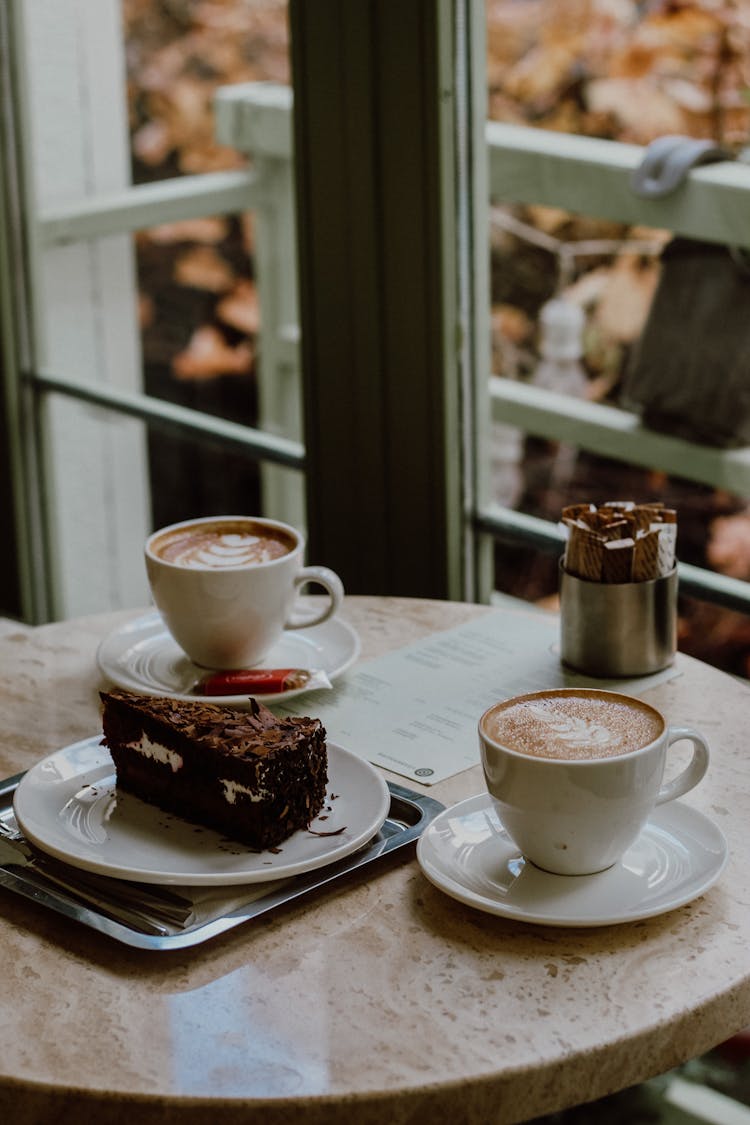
[4,0,750,623]
[287,0,476,601]
[2,0,477,621]
[0,0,310,622]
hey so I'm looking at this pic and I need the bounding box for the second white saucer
[417,792,727,927]
[97,610,361,707]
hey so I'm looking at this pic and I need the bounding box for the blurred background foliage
[122,0,750,681]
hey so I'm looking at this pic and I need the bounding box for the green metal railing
[25,84,750,612]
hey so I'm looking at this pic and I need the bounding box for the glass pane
[9,0,296,618]
[134,212,263,528]
[484,0,750,679]
[487,0,750,145]
[123,1,295,528]
[124,0,290,182]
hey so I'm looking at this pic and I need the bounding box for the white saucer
[416,793,728,927]
[14,736,390,886]
[97,610,361,707]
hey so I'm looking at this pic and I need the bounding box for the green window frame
[288,0,482,601]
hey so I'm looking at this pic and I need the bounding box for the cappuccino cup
[479,688,709,876]
[145,515,344,669]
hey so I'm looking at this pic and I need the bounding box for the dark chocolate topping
[100,689,322,759]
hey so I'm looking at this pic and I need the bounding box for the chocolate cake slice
[100,690,327,849]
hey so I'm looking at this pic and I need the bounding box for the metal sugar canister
[559,561,678,678]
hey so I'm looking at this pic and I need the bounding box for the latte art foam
[152,520,295,569]
[483,690,663,761]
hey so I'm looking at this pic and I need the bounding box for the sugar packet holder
[559,501,678,677]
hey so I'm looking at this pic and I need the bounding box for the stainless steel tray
[0,770,443,951]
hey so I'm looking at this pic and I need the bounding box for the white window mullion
[15,0,151,618]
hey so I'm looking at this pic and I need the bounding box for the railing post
[214,83,305,530]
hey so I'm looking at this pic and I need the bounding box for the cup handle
[655,726,709,806]
[285,566,344,630]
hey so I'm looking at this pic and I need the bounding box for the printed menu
[277,609,679,785]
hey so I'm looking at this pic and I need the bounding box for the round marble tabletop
[0,596,747,1124]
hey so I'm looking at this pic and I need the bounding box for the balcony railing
[28,81,750,613]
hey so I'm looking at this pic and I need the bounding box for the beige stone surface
[0,596,748,1124]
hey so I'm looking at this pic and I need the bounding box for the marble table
[0,596,748,1124]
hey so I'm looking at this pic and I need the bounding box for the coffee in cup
[479,688,709,876]
[150,518,296,569]
[145,515,344,670]
[483,689,664,761]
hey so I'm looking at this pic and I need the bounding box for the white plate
[96,610,360,707]
[14,737,390,886]
[416,793,728,927]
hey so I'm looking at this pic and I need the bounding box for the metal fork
[0,814,196,933]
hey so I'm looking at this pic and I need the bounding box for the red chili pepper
[197,669,300,696]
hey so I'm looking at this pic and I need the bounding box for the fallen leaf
[707,513,750,580]
[493,303,533,346]
[592,254,660,343]
[586,76,688,141]
[174,245,236,292]
[172,325,254,381]
[132,118,173,166]
[138,292,155,330]
[217,280,261,336]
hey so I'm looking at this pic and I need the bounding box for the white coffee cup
[478,688,709,876]
[145,515,344,670]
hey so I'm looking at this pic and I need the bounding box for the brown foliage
[126,0,288,384]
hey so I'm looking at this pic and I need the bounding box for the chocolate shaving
[307,825,347,836]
